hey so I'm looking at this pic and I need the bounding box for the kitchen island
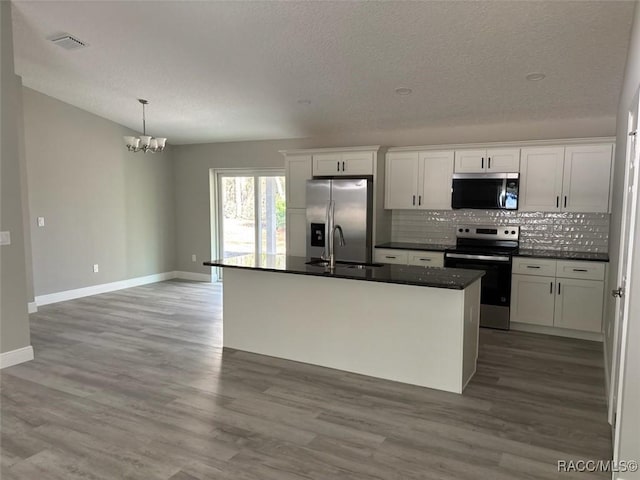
[204,255,483,394]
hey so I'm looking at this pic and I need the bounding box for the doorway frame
[612,89,640,471]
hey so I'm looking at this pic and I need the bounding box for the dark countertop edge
[205,262,482,290]
[514,251,609,262]
[375,243,451,252]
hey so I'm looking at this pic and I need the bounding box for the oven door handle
[445,253,511,262]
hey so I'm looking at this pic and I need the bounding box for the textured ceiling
[11,1,634,145]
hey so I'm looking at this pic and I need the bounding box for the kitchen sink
[305,259,330,267]
[305,259,383,269]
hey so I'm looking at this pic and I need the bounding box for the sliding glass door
[217,172,286,260]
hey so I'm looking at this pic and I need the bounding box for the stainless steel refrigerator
[306,178,373,263]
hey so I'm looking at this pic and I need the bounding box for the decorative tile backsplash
[391,210,610,252]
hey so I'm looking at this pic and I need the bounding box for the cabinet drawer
[512,257,556,277]
[407,251,444,268]
[556,261,605,281]
[374,249,408,265]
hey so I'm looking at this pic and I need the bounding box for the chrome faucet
[329,225,346,269]
[322,200,346,269]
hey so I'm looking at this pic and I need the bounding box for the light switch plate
[37,217,45,227]
[191,254,197,262]
[0,231,11,246]
[93,264,99,273]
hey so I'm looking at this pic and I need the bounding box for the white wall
[22,88,176,297]
[1,0,31,355]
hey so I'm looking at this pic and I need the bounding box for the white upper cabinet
[519,147,565,212]
[340,151,375,175]
[454,149,486,173]
[486,148,520,172]
[385,152,420,209]
[312,153,343,176]
[385,150,453,210]
[285,154,312,209]
[454,148,520,173]
[520,144,613,213]
[562,145,613,213]
[313,151,374,176]
[418,151,454,209]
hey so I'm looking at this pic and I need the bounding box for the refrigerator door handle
[321,200,332,260]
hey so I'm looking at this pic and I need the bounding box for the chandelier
[123,99,167,153]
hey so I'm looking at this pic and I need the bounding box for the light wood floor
[1,280,612,479]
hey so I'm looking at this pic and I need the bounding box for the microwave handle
[499,178,507,208]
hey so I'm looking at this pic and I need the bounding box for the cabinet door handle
[481,157,484,169]
[557,282,561,295]
[488,157,491,169]
[419,258,432,262]
[337,161,340,172]
[573,268,588,272]
[556,196,559,208]
[412,195,416,206]
[564,196,567,208]
[526,265,541,269]
[418,195,422,206]
[550,282,553,294]
[342,161,345,171]
[385,256,396,259]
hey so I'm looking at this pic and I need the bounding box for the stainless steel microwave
[451,173,519,210]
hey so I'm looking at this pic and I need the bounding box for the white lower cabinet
[374,249,408,265]
[554,278,604,333]
[510,257,605,335]
[407,251,444,268]
[374,248,444,267]
[511,275,555,327]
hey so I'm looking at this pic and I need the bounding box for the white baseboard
[174,271,212,282]
[0,346,34,369]
[27,301,38,314]
[35,271,176,307]
[511,322,603,342]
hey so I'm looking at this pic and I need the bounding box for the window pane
[259,176,286,255]
[220,176,255,258]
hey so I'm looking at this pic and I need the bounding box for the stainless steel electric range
[444,225,520,330]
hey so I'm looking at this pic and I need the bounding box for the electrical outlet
[0,231,11,246]
[93,264,99,273]
[191,254,197,262]
[37,217,45,227]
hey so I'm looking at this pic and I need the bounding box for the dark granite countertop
[515,249,609,262]
[375,242,451,252]
[204,254,484,290]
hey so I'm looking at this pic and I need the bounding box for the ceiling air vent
[50,34,87,50]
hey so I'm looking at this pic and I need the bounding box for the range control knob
[511,230,516,234]
[465,228,470,232]
[504,230,509,234]
[458,228,463,232]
